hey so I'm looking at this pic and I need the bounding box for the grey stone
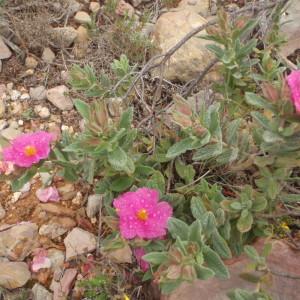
[32,283,53,300]
[25,56,38,69]
[0,222,39,261]
[86,194,102,218]
[0,36,11,60]
[39,223,68,239]
[30,86,47,101]
[0,204,5,220]
[1,127,22,140]
[42,47,55,64]
[46,85,73,111]
[74,11,92,25]
[64,227,97,260]
[50,27,78,48]
[0,262,31,289]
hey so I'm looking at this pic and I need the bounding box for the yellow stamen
[136,209,148,221]
[24,145,37,157]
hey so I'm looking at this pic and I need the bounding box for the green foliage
[69,55,134,97]
[79,275,109,300]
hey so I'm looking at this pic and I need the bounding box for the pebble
[74,11,92,24]
[42,47,55,64]
[0,98,5,117]
[30,85,47,101]
[86,194,102,218]
[0,262,31,289]
[89,2,100,13]
[1,127,21,140]
[34,105,50,119]
[10,90,21,101]
[32,283,53,300]
[0,222,39,261]
[0,36,11,59]
[19,182,31,193]
[18,119,24,126]
[64,227,97,260]
[0,205,5,220]
[46,85,73,111]
[20,93,30,101]
[11,192,22,203]
[39,223,68,239]
[51,27,78,48]
[25,56,38,69]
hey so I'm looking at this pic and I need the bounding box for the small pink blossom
[134,248,149,272]
[287,70,300,113]
[31,248,51,272]
[36,186,60,203]
[2,131,54,168]
[113,187,172,239]
[0,161,14,175]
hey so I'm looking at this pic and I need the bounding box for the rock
[86,194,102,218]
[32,283,53,300]
[116,0,135,18]
[19,182,31,193]
[177,0,210,16]
[30,86,47,101]
[0,222,39,261]
[46,85,73,111]
[25,56,38,69]
[39,223,68,239]
[152,10,217,83]
[50,27,78,48]
[280,0,300,57]
[10,89,21,101]
[10,102,23,115]
[0,97,5,117]
[164,240,300,300]
[42,47,55,64]
[0,36,11,59]
[20,93,30,101]
[0,205,5,220]
[38,203,75,218]
[48,249,65,271]
[66,0,82,16]
[34,105,50,119]
[89,2,100,13]
[74,25,89,58]
[11,192,22,203]
[105,244,132,264]
[61,70,70,82]
[64,227,97,260]
[0,262,31,289]
[131,0,143,7]
[58,183,76,201]
[74,11,92,24]
[1,127,21,140]
[51,268,77,299]
[0,289,32,300]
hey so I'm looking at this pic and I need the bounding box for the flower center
[24,145,37,157]
[136,209,148,221]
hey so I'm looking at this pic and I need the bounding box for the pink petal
[287,70,300,114]
[31,249,51,272]
[134,248,149,272]
[36,187,60,202]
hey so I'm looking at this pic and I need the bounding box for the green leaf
[74,99,90,120]
[211,229,232,259]
[245,92,275,111]
[145,171,165,194]
[119,107,133,129]
[226,119,242,145]
[175,159,195,184]
[188,219,203,242]
[12,167,37,192]
[142,252,168,265]
[244,245,259,261]
[252,196,267,212]
[160,280,181,295]
[206,44,224,59]
[194,265,215,280]
[230,201,242,210]
[202,246,229,279]
[193,143,222,161]
[191,197,207,219]
[107,147,128,171]
[166,137,196,159]
[237,209,253,233]
[202,212,217,236]
[110,176,134,192]
[168,217,189,241]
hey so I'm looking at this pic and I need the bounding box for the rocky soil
[0,0,300,299]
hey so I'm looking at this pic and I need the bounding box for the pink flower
[113,187,172,239]
[0,161,14,175]
[134,248,149,272]
[2,131,54,168]
[31,248,51,272]
[287,70,300,113]
[36,186,60,203]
